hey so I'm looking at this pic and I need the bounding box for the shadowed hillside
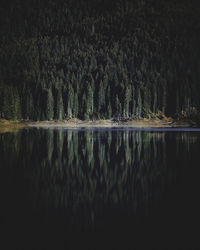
[0,0,200,120]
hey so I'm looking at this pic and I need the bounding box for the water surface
[0,128,200,249]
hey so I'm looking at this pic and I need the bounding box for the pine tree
[123,85,131,117]
[67,84,74,118]
[107,102,112,118]
[46,89,54,120]
[136,88,142,118]
[83,83,93,120]
[73,92,78,118]
[55,89,64,120]
[98,81,105,115]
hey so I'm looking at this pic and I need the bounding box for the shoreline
[27,117,199,129]
[27,119,177,128]
[1,118,198,133]
[0,119,27,133]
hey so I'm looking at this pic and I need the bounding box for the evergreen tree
[55,89,64,120]
[46,89,54,120]
[67,84,74,118]
[73,92,78,118]
[123,85,131,117]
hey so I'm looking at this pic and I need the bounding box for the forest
[0,0,200,121]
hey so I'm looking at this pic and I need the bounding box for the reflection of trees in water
[0,130,199,226]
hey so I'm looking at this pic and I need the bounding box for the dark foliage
[0,0,200,120]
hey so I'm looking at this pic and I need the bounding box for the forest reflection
[0,129,199,230]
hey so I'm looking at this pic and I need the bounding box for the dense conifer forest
[0,0,200,120]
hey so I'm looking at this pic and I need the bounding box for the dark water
[0,128,200,249]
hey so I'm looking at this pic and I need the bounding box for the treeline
[0,0,200,120]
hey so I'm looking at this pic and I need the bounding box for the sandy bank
[27,118,196,129]
[0,119,27,133]
[0,118,198,133]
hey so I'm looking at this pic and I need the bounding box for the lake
[0,128,200,249]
